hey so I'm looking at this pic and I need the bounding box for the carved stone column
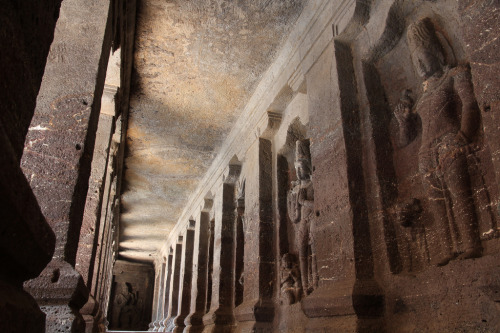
[149,261,162,331]
[173,225,196,332]
[159,253,174,330]
[77,83,118,333]
[202,164,241,332]
[0,1,59,329]
[153,261,166,331]
[234,139,275,332]
[0,120,56,333]
[20,0,114,331]
[184,201,212,333]
[164,239,183,331]
[294,35,383,331]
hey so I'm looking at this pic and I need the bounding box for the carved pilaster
[202,164,241,333]
[234,139,274,332]
[184,200,212,333]
[172,226,195,332]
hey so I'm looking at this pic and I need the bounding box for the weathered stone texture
[19,0,114,331]
[153,1,500,333]
[0,0,62,159]
[0,1,60,333]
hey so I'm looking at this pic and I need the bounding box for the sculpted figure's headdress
[407,18,446,68]
[294,139,311,171]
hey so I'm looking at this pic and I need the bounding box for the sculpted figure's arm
[393,89,417,147]
[287,185,301,223]
[453,66,480,143]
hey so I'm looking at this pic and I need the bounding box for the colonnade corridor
[1,0,500,332]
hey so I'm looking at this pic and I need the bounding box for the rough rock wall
[149,1,500,332]
[0,1,61,332]
[0,0,62,160]
[344,0,500,331]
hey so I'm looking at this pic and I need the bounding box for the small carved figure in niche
[394,17,482,265]
[287,140,318,294]
[117,282,139,328]
[280,253,302,304]
[391,198,430,271]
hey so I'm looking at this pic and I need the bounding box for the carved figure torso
[416,67,462,151]
[288,179,314,225]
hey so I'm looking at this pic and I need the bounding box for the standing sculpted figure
[287,139,318,294]
[280,253,302,304]
[117,282,139,328]
[394,18,482,265]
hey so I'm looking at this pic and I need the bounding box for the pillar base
[234,299,274,333]
[184,310,204,333]
[80,295,100,333]
[173,314,187,332]
[164,317,176,332]
[301,279,383,318]
[202,307,235,333]
[24,260,89,333]
[150,319,162,331]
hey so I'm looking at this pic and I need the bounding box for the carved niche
[110,282,143,330]
[372,15,499,272]
[286,139,317,297]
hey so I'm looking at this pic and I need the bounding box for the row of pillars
[3,0,137,331]
[150,139,274,333]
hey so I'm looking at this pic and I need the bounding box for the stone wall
[151,0,500,332]
[0,1,61,332]
[0,0,137,332]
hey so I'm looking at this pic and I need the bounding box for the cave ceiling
[119,0,305,262]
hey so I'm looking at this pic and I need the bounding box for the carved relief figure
[394,17,482,265]
[287,139,318,294]
[117,282,139,328]
[280,253,302,304]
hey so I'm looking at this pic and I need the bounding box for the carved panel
[371,15,499,272]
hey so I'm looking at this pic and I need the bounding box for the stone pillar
[77,81,118,333]
[0,0,61,161]
[159,253,174,331]
[234,139,274,332]
[20,0,114,331]
[202,164,240,333]
[164,240,184,331]
[185,202,212,333]
[0,2,61,329]
[294,36,382,331]
[154,260,166,331]
[149,264,161,331]
[0,116,56,333]
[173,225,196,332]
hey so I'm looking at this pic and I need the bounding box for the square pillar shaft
[184,211,210,332]
[202,184,236,332]
[173,229,195,332]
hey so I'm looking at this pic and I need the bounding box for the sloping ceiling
[119,0,306,262]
